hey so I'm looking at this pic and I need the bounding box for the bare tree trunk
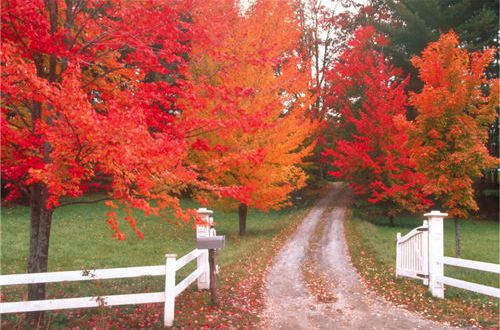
[238,203,248,236]
[27,183,54,326]
[454,218,461,257]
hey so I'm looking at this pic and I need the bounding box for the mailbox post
[209,249,217,305]
[196,208,225,306]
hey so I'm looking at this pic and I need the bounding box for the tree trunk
[319,162,325,180]
[27,183,54,326]
[27,1,57,324]
[389,214,395,227]
[454,218,461,258]
[238,203,248,236]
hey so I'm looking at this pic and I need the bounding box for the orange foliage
[409,31,499,217]
[187,0,318,212]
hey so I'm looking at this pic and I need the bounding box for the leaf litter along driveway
[262,183,454,330]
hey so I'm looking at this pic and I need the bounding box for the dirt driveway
[261,183,454,329]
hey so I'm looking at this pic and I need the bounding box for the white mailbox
[196,208,214,238]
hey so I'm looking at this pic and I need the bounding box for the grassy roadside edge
[343,209,499,329]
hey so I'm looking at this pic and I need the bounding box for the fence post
[425,210,448,298]
[197,250,210,290]
[164,254,177,327]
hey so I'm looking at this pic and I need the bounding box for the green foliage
[482,189,499,197]
[373,0,499,91]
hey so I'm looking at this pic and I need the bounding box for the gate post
[425,210,448,298]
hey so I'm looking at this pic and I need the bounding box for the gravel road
[261,183,453,330]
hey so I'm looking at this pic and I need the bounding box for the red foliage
[323,26,430,215]
[0,0,256,239]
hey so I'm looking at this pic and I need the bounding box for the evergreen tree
[375,0,499,88]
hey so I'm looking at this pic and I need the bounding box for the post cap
[197,208,213,215]
[424,210,448,218]
[165,254,177,259]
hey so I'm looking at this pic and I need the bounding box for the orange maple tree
[410,31,498,217]
[409,31,499,255]
[187,0,318,235]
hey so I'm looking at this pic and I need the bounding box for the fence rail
[437,276,500,298]
[440,256,500,298]
[0,265,165,286]
[442,257,500,274]
[0,249,210,327]
[0,292,165,314]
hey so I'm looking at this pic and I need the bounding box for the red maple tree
[0,0,244,316]
[323,26,430,223]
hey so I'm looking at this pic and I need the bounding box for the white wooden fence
[396,211,500,299]
[0,249,210,327]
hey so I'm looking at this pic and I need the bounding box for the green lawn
[0,195,311,305]
[1,198,305,273]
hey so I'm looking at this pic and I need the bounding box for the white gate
[396,211,500,299]
[396,222,428,285]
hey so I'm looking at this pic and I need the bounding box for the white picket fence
[396,211,500,299]
[0,249,210,327]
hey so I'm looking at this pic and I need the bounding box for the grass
[345,204,499,328]
[1,197,307,273]
[0,189,321,328]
